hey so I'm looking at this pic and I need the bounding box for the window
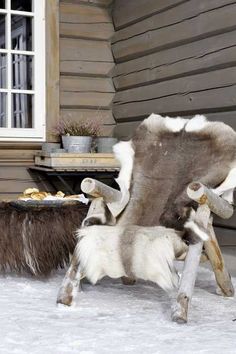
[0,0,45,141]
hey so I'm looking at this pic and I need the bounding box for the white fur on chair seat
[77,225,186,291]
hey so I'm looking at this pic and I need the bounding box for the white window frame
[0,0,45,141]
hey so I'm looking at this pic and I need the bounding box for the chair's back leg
[204,223,234,297]
[57,251,82,306]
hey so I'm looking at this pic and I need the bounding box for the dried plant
[53,120,101,137]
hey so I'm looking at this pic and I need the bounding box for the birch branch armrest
[81,178,122,203]
[187,182,234,219]
[81,178,129,217]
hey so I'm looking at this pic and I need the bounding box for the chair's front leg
[171,241,203,323]
[172,203,210,323]
[204,224,234,297]
[57,251,82,306]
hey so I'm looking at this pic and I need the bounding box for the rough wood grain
[204,223,235,297]
[61,0,114,7]
[60,91,114,109]
[112,0,236,44]
[81,178,121,202]
[187,182,234,219]
[59,0,115,136]
[60,22,114,40]
[113,31,236,90]
[112,0,186,30]
[60,2,112,24]
[83,0,113,6]
[82,197,107,227]
[113,66,236,105]
[46,0,60,142]
[60,60,114,77]
[60,38,114,62]
[60,2,114,40]
[171,204,210,323]
[112,3,236,62]
[57,252,82,306]
[113,67,236,121]
[60,76,115,93]
[60,109,116,125]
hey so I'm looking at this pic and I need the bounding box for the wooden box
[34,152,120,169]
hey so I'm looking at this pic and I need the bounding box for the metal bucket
[96,137,118,153]
[62,136,92,153]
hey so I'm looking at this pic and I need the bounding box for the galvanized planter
[62,136,92,153]
[96,137,118,153]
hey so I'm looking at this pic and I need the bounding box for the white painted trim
[10,10,34,17]
[0,0,46,141]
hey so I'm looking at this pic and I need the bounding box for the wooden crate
[35,152,120,169]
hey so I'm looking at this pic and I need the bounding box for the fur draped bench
[0,201,88,275]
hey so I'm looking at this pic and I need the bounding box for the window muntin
[0,0,45,141]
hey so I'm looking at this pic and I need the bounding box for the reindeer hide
[116,114,236,239]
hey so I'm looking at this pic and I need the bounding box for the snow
[0,265,236,354]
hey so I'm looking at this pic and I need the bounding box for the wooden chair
[57,114,236,323]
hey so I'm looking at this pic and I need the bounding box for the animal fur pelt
[117,114,236,242]
[0,202,88,276]
[76,114,236,291]
[77,224,187,291]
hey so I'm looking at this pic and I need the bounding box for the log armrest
[81,178,129,217]
[187,182,234,219]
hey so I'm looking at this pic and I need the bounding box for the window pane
[0,1,5,9]
[0,14,6,49]
[11,0,32,12]
[12,93,33,128]
[0,53,6,88]
[12,54,33,90]
[0,92,7,127]
[11,16,32,51]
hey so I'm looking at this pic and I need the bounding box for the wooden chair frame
[57,178,234,324]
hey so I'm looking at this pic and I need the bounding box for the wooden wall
[59,0,116,135]
[111,0,236,138]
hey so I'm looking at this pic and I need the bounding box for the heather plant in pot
[54,120,101,153]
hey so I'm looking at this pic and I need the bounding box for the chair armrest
[81,178,129,217]
[81,178,122,203]
[187,182,234,219]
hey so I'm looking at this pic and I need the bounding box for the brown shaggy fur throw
[0,202,88,276]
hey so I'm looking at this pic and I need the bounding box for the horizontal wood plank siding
[111,0,236,244]
[112,1,236,62]
[60,0,116,134]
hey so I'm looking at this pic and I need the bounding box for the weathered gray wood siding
[111,0,236,139]
[60,0,116,135]
[111,0,236,245]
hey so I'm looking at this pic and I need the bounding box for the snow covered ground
[0,265,236,354]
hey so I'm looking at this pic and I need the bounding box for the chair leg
[57,251,82,306]
[171,241,203,323]
[204,224,234,297]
